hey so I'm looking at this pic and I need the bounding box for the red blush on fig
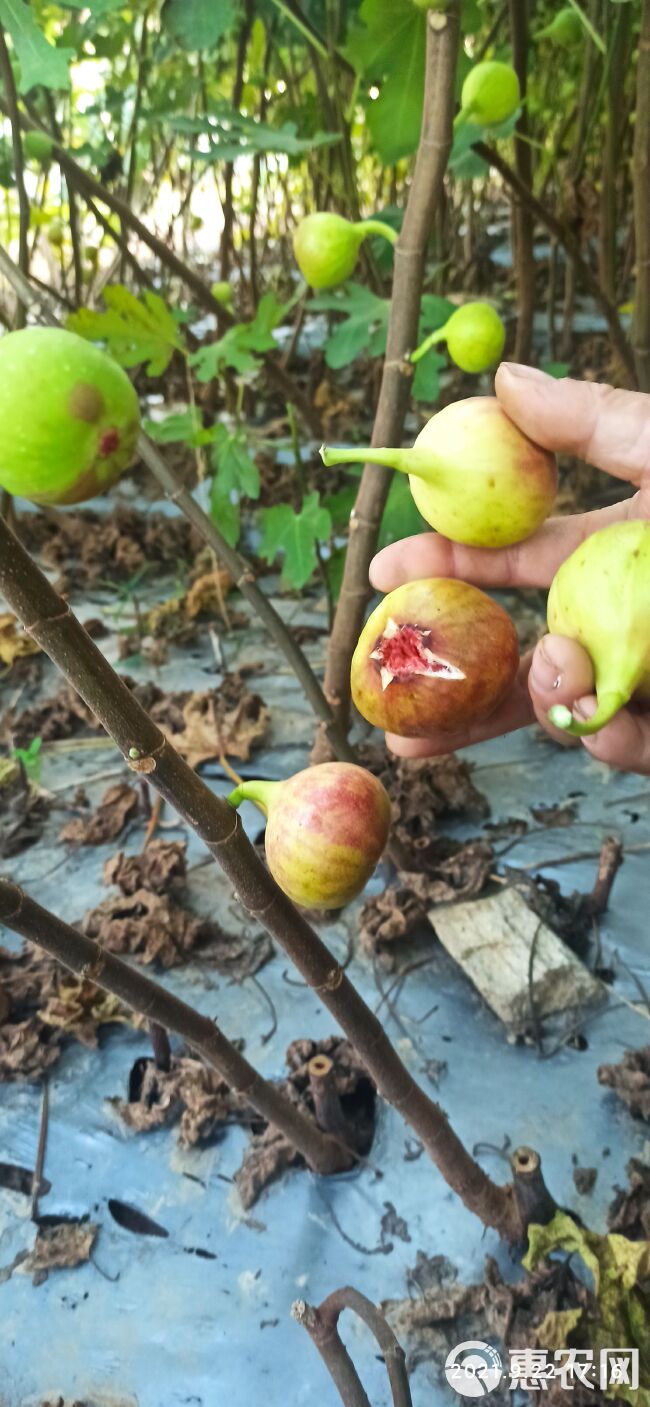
[369,618,465,692]
[99,428,120,457]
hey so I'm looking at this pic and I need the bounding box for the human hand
[369,363,650,775]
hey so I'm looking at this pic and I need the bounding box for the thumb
[528,634,595,742]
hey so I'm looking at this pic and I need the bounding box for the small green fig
[0,327,140,506]
[47,218,65,248]
[546,522,650,738]
[535,8,584,46]
[351,578,519,738]
[321,397,557,549]
[411,302,506,374]
[23,131,54,164]
[210,280,234,309]
[228,763,391,910]
[293,212,397,290]
[456,61,521,129]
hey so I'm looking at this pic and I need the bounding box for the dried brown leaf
[0,612,40,665]
[104,839,188,896]
[0,763,50,858]
[185,569,232,620]
[83,889,217,967]
[0,1018,61,1082]
[160,688,269,767]
[598,1046,650,1122]
[23,1218,98,1275]
[60,782,140,846]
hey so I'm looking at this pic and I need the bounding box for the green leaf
[210,486,240,549]
[379,475,426,549]
[0,0,73,91]
[63,0,126,14]
[190,293,286,381]
[310,284,389,370]
[169,108,339,160]
[143,408,205,445]
[540,360,571,378]
[211,424,260,499]
[161,0,235,51]
[259,491,332,589]
[67,286,185,376]
[412,347,445,403]
[345,0,425,162]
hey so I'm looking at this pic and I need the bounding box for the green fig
[228,763,391,910]
[456,61,521,129]
[0,328,140,506]
[321,397,557,549]
[535,8,584,46]
[412,302,506,374]
[351,578,519,738]
[210,280,234,309]
[546,522,650,737]
[23,131,54,164]
[293,212,397,291]
[47,218,65,248]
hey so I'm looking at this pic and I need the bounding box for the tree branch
[633,0,650,390]
[293,1285,412,1407]
[0,26,30,327]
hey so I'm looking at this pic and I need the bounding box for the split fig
[412,302,506,374]
[546,522,650,737]
[351,578,519,737]
[321,397,557,548]
[0,327,140,505]
[456,61,521,129]
[293,212,397,290]
[228,763,391,910]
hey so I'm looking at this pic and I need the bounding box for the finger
[527,634,595,745]
[495,364,650,499]
[369,493,639,593]
[571,696,650,775]
[385,653,535,758]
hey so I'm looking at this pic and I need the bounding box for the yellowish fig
[455,61,521,129]
[547,522,650,737]
[411,302,506,374]
[321,397,557,548]
[293,212,397,290]
[228,763,391,910]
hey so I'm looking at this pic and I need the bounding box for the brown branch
[0,26,30,327]
[0,514,518,1240]
[293,1286,412,1407]
[319,5,461,741]
[0,878,343,1176]
[633,0,650,390]
[585,835,624,918]
[507,0,534,363]
[473,139,637,383]
[220,0,254,280]
[308,1053,351,1143]
[510,1147,558,1230]
[0,241,355,766]
[0,97,322,437]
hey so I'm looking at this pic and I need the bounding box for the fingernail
[530,638,564,694]
[574,696,597,721]
[500,362,550,382]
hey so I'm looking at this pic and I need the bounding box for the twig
[30,1080,49,1222]
[633,0,650,389]
[0,26,29,327]
[585,835,624,917]
[293,1286,412,1407]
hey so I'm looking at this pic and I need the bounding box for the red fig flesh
[351,579,519,737]
[228,763,391,910]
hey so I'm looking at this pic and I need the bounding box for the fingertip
[528,633,594,703]
[385,733,440,758]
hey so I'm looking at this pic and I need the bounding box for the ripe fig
[293,212,397,290]
[546,522,650,737]
[535,8,584,46]
[456,61,521,129]
[351,578,519,737]
[23,131,54,164]
[228,763,391,910]
[321,397,557,548]
[0,327,140,505]
[411,302,506,375]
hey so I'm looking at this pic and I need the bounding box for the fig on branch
[211,280,234,309]
[228,763,391,910]
[351,578,519,737]
[23,131,54,164]
[0,327,140,506]
[535,8,584,46]
[546,522,650,737]
[455,61,521,129]
[321,397,557,548]
[411,302,506,374]
[293,212,397,290]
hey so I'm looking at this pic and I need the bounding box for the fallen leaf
[0,613,40,666]
[185,568,232,619]
[598,1046,650,1122]
[160,687,269,767]
[0,763,50,859]
[0,1018,61,1082]
[83,889,218,967]
[108,1198,169,1237]
[104,839,188,896]
[60,782,140,846]
[22,1217,98,1276]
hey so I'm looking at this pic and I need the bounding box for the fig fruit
[47,218,65,248]
[321,397,557,548]
[228,763,391,910]
[456,61,521,129]
[352,578,519,738]
[411,302,506,374]
[546,521,650,737]
[211,280,234,309]
[535,8,584,46]
[23,131,54,164]
[293,212,397,290]
[0,327,140,505]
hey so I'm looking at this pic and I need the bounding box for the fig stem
[548,690,630,737]
[453,100,477,129]
[320,445,436,481]
[353,219,398,247]
[227,779,280,816]
[410,321,450,364]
